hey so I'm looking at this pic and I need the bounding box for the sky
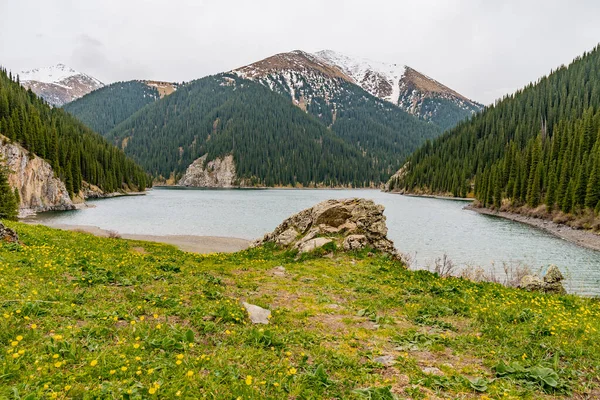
[1,0,599,105]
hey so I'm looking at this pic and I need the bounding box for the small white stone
[242,302,271,324]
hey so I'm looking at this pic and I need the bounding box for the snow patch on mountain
[18,64,104,106]
[20,64,103,87]
[313,50,406,104]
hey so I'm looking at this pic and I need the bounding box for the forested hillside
[63,81,160,135]
[388,46,600,219]
[0,68,150,195]
[106,74,440,186]
[263,76,443,174]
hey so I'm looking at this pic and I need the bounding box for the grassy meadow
[0,222,599,399]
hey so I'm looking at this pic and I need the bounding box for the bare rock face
[178,154,237,188]
[343,234,368,251]
[0,135,74,216]
[519,265,566,294]
[0,222,19,243]
[254,198,400,258]
[297,237,333,253]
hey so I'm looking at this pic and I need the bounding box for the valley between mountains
[59,49,481,190]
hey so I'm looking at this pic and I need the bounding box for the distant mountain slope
[0,67,150,201]
[388,45,600,219]
[234,50,482,131]
[19,64,104,106]
[106,74,381,186]
[104,73,441,187]
[233,51,442,173]
[313,50,483,130]
[63,80,177,135]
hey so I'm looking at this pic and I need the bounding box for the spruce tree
[0,167,17,220]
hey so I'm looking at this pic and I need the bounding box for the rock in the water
[297,237,333,253]
[242,302,271,324]
[253,198,400,258]
[373,355,395,367]
[520,266,566,294]
[0,222,18,243]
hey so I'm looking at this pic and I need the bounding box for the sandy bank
[468,206,600,252]
[25,222,250,254]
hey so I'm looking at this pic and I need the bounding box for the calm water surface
[31,188,600,296]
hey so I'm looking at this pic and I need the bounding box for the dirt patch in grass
[131,246,149,254]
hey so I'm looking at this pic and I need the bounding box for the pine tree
[585,154,600,208]
[0,167,17,220]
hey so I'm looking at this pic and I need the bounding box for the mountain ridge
[19,63,104,106]
[233,49,482,131]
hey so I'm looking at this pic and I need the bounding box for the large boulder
[254,198,399,258]
[0,222,19,243]
[519,265,566,294]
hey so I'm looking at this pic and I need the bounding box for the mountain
[103,73,440,187]
[63,80,178,135]
[387,45,600,223]
[234,50,482,131]
[19,64,104,106]
[0,67,150,213]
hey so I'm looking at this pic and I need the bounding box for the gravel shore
[468,206,600,252]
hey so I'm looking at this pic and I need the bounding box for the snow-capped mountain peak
[21,64,79,84]
[231,49,482,130]
[313,50,408,104]
[18,64,104,106]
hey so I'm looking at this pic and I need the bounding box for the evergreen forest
[389,45,600,217]
[0,68,150,196]
[76,74,442,186]
[63,80,161,135]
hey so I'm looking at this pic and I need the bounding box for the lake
[30,187,600,296]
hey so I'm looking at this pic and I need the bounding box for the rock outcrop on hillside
[178,154,237,188]
[254,198,400,259]
[0,136,74,216]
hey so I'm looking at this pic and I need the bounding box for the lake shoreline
[468,205,600,252]
[23,222,251,254]
[389,192,475,202]
[154,185,382,191]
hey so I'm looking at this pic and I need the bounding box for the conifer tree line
[75,73,442,187]
[0,165,18,219]
[389,45,600,215]
[63,81,161,135]
[0,68,150,197]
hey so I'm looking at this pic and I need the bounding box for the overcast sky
[1,0,599,104]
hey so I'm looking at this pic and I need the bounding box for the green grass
[1,222,600,399]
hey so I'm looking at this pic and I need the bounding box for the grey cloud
[1,0,599,104]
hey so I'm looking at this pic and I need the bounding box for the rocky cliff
[178,154,237,188]
[0,135,75,216]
